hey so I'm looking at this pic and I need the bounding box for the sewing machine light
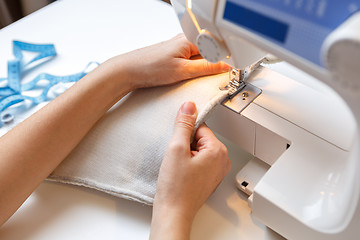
[186,0,201,33]
[186,0,230,63]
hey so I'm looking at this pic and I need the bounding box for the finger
[172,101,198,147]
[190,150,199,157]
[188,41,200,56]
[173,34,200,58]
[177,33,200,56]
[184,59,229,78]
[194,123,217,143]
[192,124,220,152]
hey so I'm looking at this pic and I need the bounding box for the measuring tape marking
[13,41,57,66]
[0,41,99,123]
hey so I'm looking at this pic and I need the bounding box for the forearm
[0,57,132,225]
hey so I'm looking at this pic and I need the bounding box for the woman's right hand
[150,102,231,240]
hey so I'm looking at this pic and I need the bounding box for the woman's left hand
[104,34,228,90]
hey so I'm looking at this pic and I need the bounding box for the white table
[0,0,287,239]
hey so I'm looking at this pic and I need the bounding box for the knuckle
[226,158,232,171]
[202,61,211,73]
[175,117,195,130]
[213,143,229,164]
[220,144,228,155]
[167,140,187,153]
[217,141,226,151]
[203,61,218,74]
[214,142,227,154]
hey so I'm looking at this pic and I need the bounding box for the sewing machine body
[171,0,360,239]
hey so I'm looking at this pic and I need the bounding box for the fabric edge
[46,175,153,206]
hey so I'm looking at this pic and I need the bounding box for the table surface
[0,0,329,239]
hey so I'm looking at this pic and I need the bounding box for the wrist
[100,56,138,93]
[150,203,195,240]
[104,54,149,92]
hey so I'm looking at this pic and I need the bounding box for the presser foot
[220,67,262,114]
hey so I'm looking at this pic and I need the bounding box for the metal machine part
[222,83,261,114]
[220,58,265,114]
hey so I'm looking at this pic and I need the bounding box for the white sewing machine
[171,0,360,239]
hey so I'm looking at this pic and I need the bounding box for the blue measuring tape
[0,41,99,124]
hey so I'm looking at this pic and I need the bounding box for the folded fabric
[47,73,229,205]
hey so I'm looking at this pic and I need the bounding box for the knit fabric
[48,73,229,205]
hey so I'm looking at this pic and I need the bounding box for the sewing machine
[171,0,360,239]
[0,0,359,239]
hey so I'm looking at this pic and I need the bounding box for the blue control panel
[223,0,360,67]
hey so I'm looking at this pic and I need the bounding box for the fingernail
[181,101,196,115]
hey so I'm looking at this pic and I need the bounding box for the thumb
[173,102,198,144]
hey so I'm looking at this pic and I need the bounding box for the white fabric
[48,73,229,205]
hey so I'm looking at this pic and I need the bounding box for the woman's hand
[150,102,231,240]
[104,34,228,90]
